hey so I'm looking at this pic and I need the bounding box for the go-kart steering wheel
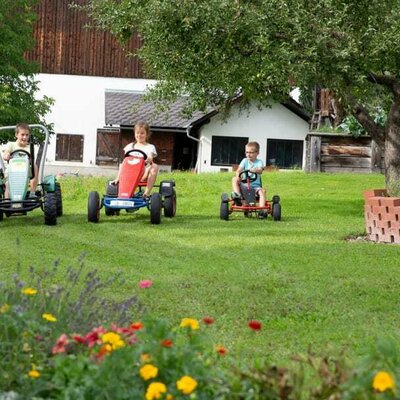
[9,149,34,179]
[9,149,31,160]
[124,148,148,160]
[239,169,258,183]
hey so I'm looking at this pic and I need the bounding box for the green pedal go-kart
[0,124,62,225]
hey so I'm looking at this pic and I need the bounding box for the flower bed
[1,259,399,399]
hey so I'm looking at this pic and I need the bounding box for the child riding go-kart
[220,169,281,221]
[87,148,176,224]
[0,124,62,225]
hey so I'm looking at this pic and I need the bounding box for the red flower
[52,334,69,354]
[85,326,107,347]
[130,322,144,331]
[161,339,173,347]
[248,320,262,331]
[72,334,87,345]
[215,345,227,355]
[202,316,215,325]
[139,280,153,289]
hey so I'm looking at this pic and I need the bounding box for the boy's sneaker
[231,192,242,206]
[258,210,267,219]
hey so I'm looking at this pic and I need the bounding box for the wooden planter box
[364,189,400,244]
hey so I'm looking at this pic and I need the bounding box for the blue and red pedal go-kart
[87,149,176,224]
[220,170,281,221]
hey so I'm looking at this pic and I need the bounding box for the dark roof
[282,97,311,122]
[105,90,311,129]
[105,90,216,129]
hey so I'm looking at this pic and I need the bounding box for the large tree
[85,0,400,195]
[0,0,53,143]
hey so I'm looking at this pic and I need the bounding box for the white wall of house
[197,101,309,173]
[36,73,155,168]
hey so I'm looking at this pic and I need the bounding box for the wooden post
[309,135,321,172]
[370,139,383,173]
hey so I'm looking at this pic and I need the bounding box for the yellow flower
[180,318,199,330]
[22,287,37,295]
[28,365,40,379]
[372,371,395,392]
[0,303,10,313]
[176,375,198,395]
[101,332,125,350]
[42,313,57,322]
[166,395,173,400]
[145,382,167,400]
[140,364,159,381]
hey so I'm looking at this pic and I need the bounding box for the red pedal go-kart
[220,170,281,221]
[87,149,176,224]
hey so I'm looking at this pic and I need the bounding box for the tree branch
[347,96,385,148]
[368,73,400,97]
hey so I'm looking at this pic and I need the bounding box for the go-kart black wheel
[44,192,57,225]
[220,200,230,220]
[239,169,258,183]
[106,182,118,196]
[105,206,115,216]
[272,195,280,204]
[55,182,63,217]
[272,203,281,221]
[88,191,100,223]
[124,148,148,160]
[163,190,176,218]
[0,210,3,222]
[150,192,162,224]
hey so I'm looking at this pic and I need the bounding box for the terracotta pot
[364,189,400,244]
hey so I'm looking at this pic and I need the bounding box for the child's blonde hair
[246,141,260,152]
[15,122,30,136]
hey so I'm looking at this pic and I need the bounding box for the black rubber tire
[88,191,100,223]
[221,193,229,202]
[55,182,63,217]
[150,192,162,224]
[272,203,281,221]
[163,191,176,217]
[272,195,280,204]
[105,206,115,216]
[220,200,229,220]
[44,192,57,225]
[106,182,118,196]
[0,210,3,221]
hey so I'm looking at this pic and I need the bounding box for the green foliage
[0,0,54,143]
[0,250,141,392]
[339,109,387,137]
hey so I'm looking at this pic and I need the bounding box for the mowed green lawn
[1,170,398,366]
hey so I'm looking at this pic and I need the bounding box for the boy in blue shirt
[232,141,266,216]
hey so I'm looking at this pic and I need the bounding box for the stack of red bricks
[364,189,400,244]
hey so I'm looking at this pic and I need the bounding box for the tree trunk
[384,95,400,197]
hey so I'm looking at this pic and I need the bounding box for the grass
[1,170,398,367]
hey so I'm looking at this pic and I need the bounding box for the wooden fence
[305,133,384,173]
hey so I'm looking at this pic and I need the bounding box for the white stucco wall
[197,102,309,173]
[36,74,155,167]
